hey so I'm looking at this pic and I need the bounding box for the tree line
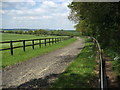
[68,2,120,53]
[1,29,79,36]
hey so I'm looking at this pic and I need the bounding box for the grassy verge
[50,37,98,88]
[1,38,76,68]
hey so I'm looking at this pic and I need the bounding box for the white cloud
[0,2,2,8]
[52,13,68,17]
[3,8,46,15]
[13,16,36,20]
[41,1,57,8]
[2,0,70,15]
[13,15,53,21]
[34,8,45,13]
[25,0,36,6]
[1,0,36,2]
[0,10,5,14]
[1,0,25,2]
[2,0,74,29]
[1,0,70,2]
[3,10,23,15]
[42,16,52,19]
[2,1,36,10]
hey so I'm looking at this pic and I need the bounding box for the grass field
[1,33,62,50]
[1,33,76,68]
[1,33,60,42]
[50,37,98,88]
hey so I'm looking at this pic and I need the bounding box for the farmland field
[1,33,60,42]
[1,33,62,50]
[1,33,76,68]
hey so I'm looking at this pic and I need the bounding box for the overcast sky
[0,0,75,30]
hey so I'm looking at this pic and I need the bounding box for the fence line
[0,37,71,55]
[91,37,107,90]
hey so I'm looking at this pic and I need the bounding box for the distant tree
[28,30,33,34]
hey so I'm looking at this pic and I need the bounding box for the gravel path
[2,37,84,88]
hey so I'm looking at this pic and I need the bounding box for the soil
[103,54,120,88]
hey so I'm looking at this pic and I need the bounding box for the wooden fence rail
[0,37,71,55]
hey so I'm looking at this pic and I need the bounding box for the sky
[0,0,75,30]
[1,0,119,30]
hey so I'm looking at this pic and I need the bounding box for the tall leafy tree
[68,2,120,52]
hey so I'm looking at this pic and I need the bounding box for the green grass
[1,33,60,42]
[50,37,98,88]
[0,33,65,50]
[1,38,76,68]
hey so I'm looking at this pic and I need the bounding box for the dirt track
[2,37,84,88]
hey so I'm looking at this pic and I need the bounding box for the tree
[68,2,120,52]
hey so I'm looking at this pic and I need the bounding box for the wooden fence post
[56,38,57,43]
[57,38,58,43]
[32,40,34,49]
[23,40,25,51]
[53,38,55,44]
[39,39,41,48]
[45,39,46,46]
[49,38,50,45]
[10,41,13,55]
[58,38,59,42]
[52,38,54,45]
[55,38,56,43]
